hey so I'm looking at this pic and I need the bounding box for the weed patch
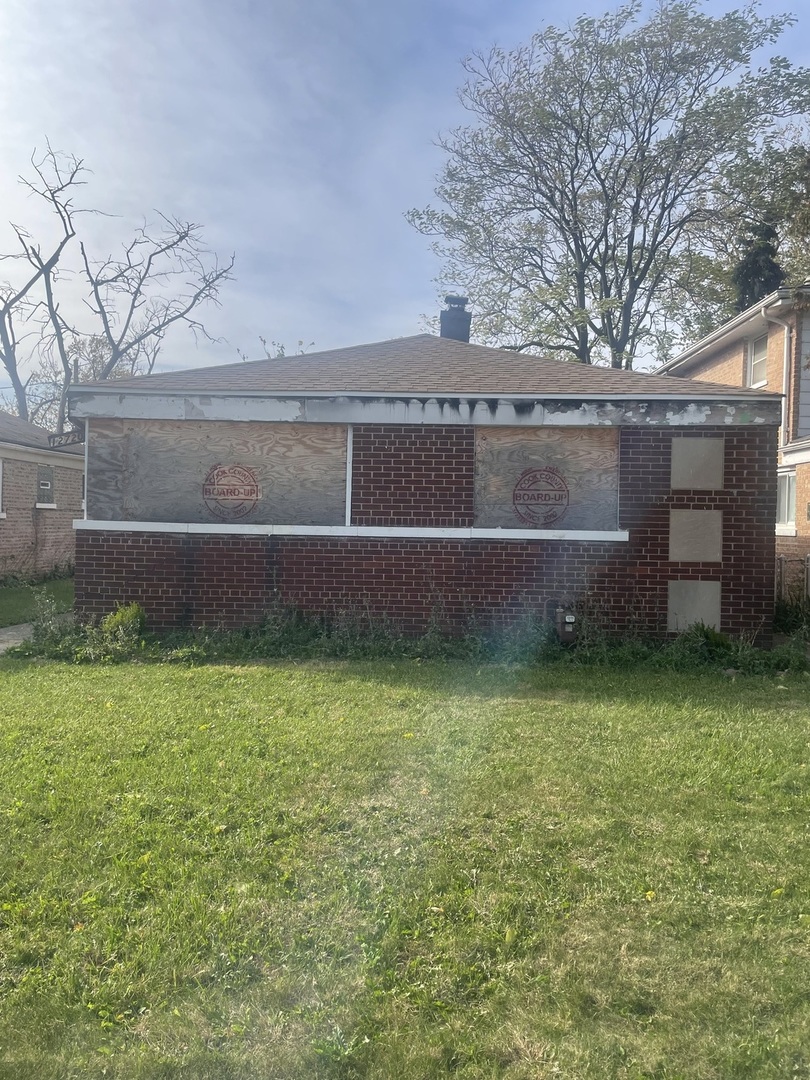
[15,600,808,677]
[0,576,74,628]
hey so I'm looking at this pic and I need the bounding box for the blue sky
[0,0,807,389]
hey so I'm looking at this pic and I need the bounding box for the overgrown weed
[26,599,150,664]
[774,595,810,638]
[12,599,808,674]
[0,574,74,629]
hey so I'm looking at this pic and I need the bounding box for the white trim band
[74,519,630,543]
[781,443,810,466]
[344,425,353,527]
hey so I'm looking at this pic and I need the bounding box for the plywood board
[474,427,619,530]
[87,420,347,524]
[87,418,125,521]
[670,437,724,490]
[669,510,723,562]
[667,580,721,631]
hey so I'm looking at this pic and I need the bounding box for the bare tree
[236,337,316,361]
[0,145,83,421]
[25,336,148,431]
[79,215,233,384]
[0,146,234,430]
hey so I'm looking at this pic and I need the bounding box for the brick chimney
[439,294,471,343]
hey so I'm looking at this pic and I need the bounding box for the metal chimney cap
[444,294,468,308]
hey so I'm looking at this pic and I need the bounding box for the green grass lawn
[1,658,809,1079]
[0,577,74,628]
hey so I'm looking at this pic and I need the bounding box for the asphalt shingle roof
[73,334,774,399]
[0,410,82,454]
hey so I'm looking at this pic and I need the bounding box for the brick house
[657,285,810,587]
[67,310,780,639]
[0,411,84,579]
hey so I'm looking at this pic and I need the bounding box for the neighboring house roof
[657,285,810,377]
[72,334,774,401]
[0,410,83,455]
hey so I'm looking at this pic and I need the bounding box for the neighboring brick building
[657,284,810,592]
[0,411,84,580]
[68,311,780,639]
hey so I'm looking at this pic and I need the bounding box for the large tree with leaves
[726,140,810,290]
[0,146,234,430]
[408,1,810,368]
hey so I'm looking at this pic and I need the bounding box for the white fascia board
[780,443,810,467]
[0,441,85,468]
[74,519,630,543]
[69,392,779,428]
[69,386,777,404]
[782,433,810,451]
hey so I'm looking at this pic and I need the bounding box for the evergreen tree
[731,223,785,312]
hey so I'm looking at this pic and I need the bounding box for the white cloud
[0,0,806,387]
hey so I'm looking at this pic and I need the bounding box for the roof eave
[658,286,806,375]
[68,387,780,405]
[0,438,83,460]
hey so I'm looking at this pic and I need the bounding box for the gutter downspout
[763,307,792,448]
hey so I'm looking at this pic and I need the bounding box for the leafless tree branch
[0,146,235,430]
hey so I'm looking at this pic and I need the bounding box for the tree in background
[236,337,315,362]
[408,2,810,368]
[743,143,810,286]
[23,336,137,432]
[0,146,234,431]
[731,222,785,312]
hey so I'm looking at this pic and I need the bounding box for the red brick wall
[619,427,776,639]
[74,533,274,627]
[74,424,777,641]
[351,425,475,527]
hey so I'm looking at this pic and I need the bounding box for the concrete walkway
[0,623,33,654]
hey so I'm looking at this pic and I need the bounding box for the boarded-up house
[0,411,84,579]
[68,315,780,639]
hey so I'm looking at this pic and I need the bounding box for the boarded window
[87,420,347,525]
[474,428,619,530]
[670,437,724,490]
[667,580,721,632]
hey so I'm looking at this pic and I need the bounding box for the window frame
[747,334,768,388]
[35,464,57,509]
[776,470,796,535]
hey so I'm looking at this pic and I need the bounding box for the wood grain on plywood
[87,420,347,524]
[475,427,619,530]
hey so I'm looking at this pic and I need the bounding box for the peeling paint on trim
[69,393,782,428]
